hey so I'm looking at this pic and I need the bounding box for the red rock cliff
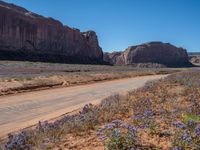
[0,1,103,63]
[104,42,192,67]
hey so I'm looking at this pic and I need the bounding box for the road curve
[0,75,167,137]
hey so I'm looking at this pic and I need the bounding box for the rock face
[104,42,192,67]
[0,1,103,64]
[189,53,200,64]
[190,56,200,64]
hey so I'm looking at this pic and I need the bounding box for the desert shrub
[96,120,138,150]
[166,70,200,88]
[183,114,200,124]
[131,97,157,129]
[172,115,200,149]
[97,94,129,122]
[186,89,200,115]
[73,104,99,133]
[6,130,34,150]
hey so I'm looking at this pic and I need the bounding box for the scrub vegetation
[1,69,200,150]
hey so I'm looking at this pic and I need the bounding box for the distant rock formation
[104,42,192,67]
[189,53,200,64]
[190,56,200,64]
[0,1,103,64]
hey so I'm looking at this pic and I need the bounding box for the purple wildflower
[180,130,192,144]
[5,130,31,150]
[80,103,93,114]
[172,146,182,150]
[194,125,200,135]
[132,115,145,120]
[99,135,108,142]
[112,119,123,126]
[143,109,153,117]
[96,128,104,135]
[187,119,196,127]
[126,125,137,132]
[111,129,121,137]
[172,121,186,129]
[104,123,116,130]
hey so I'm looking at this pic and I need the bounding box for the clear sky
[4,0,200,52]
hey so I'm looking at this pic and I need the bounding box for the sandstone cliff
[0,1,103,64]
[104,42,192,67]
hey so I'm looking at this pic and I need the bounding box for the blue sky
[4,0,200,52]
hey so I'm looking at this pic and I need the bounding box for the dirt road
[0,75,167,137]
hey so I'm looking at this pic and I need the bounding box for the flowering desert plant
[96,120,138,150]
[172,115,200,150]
